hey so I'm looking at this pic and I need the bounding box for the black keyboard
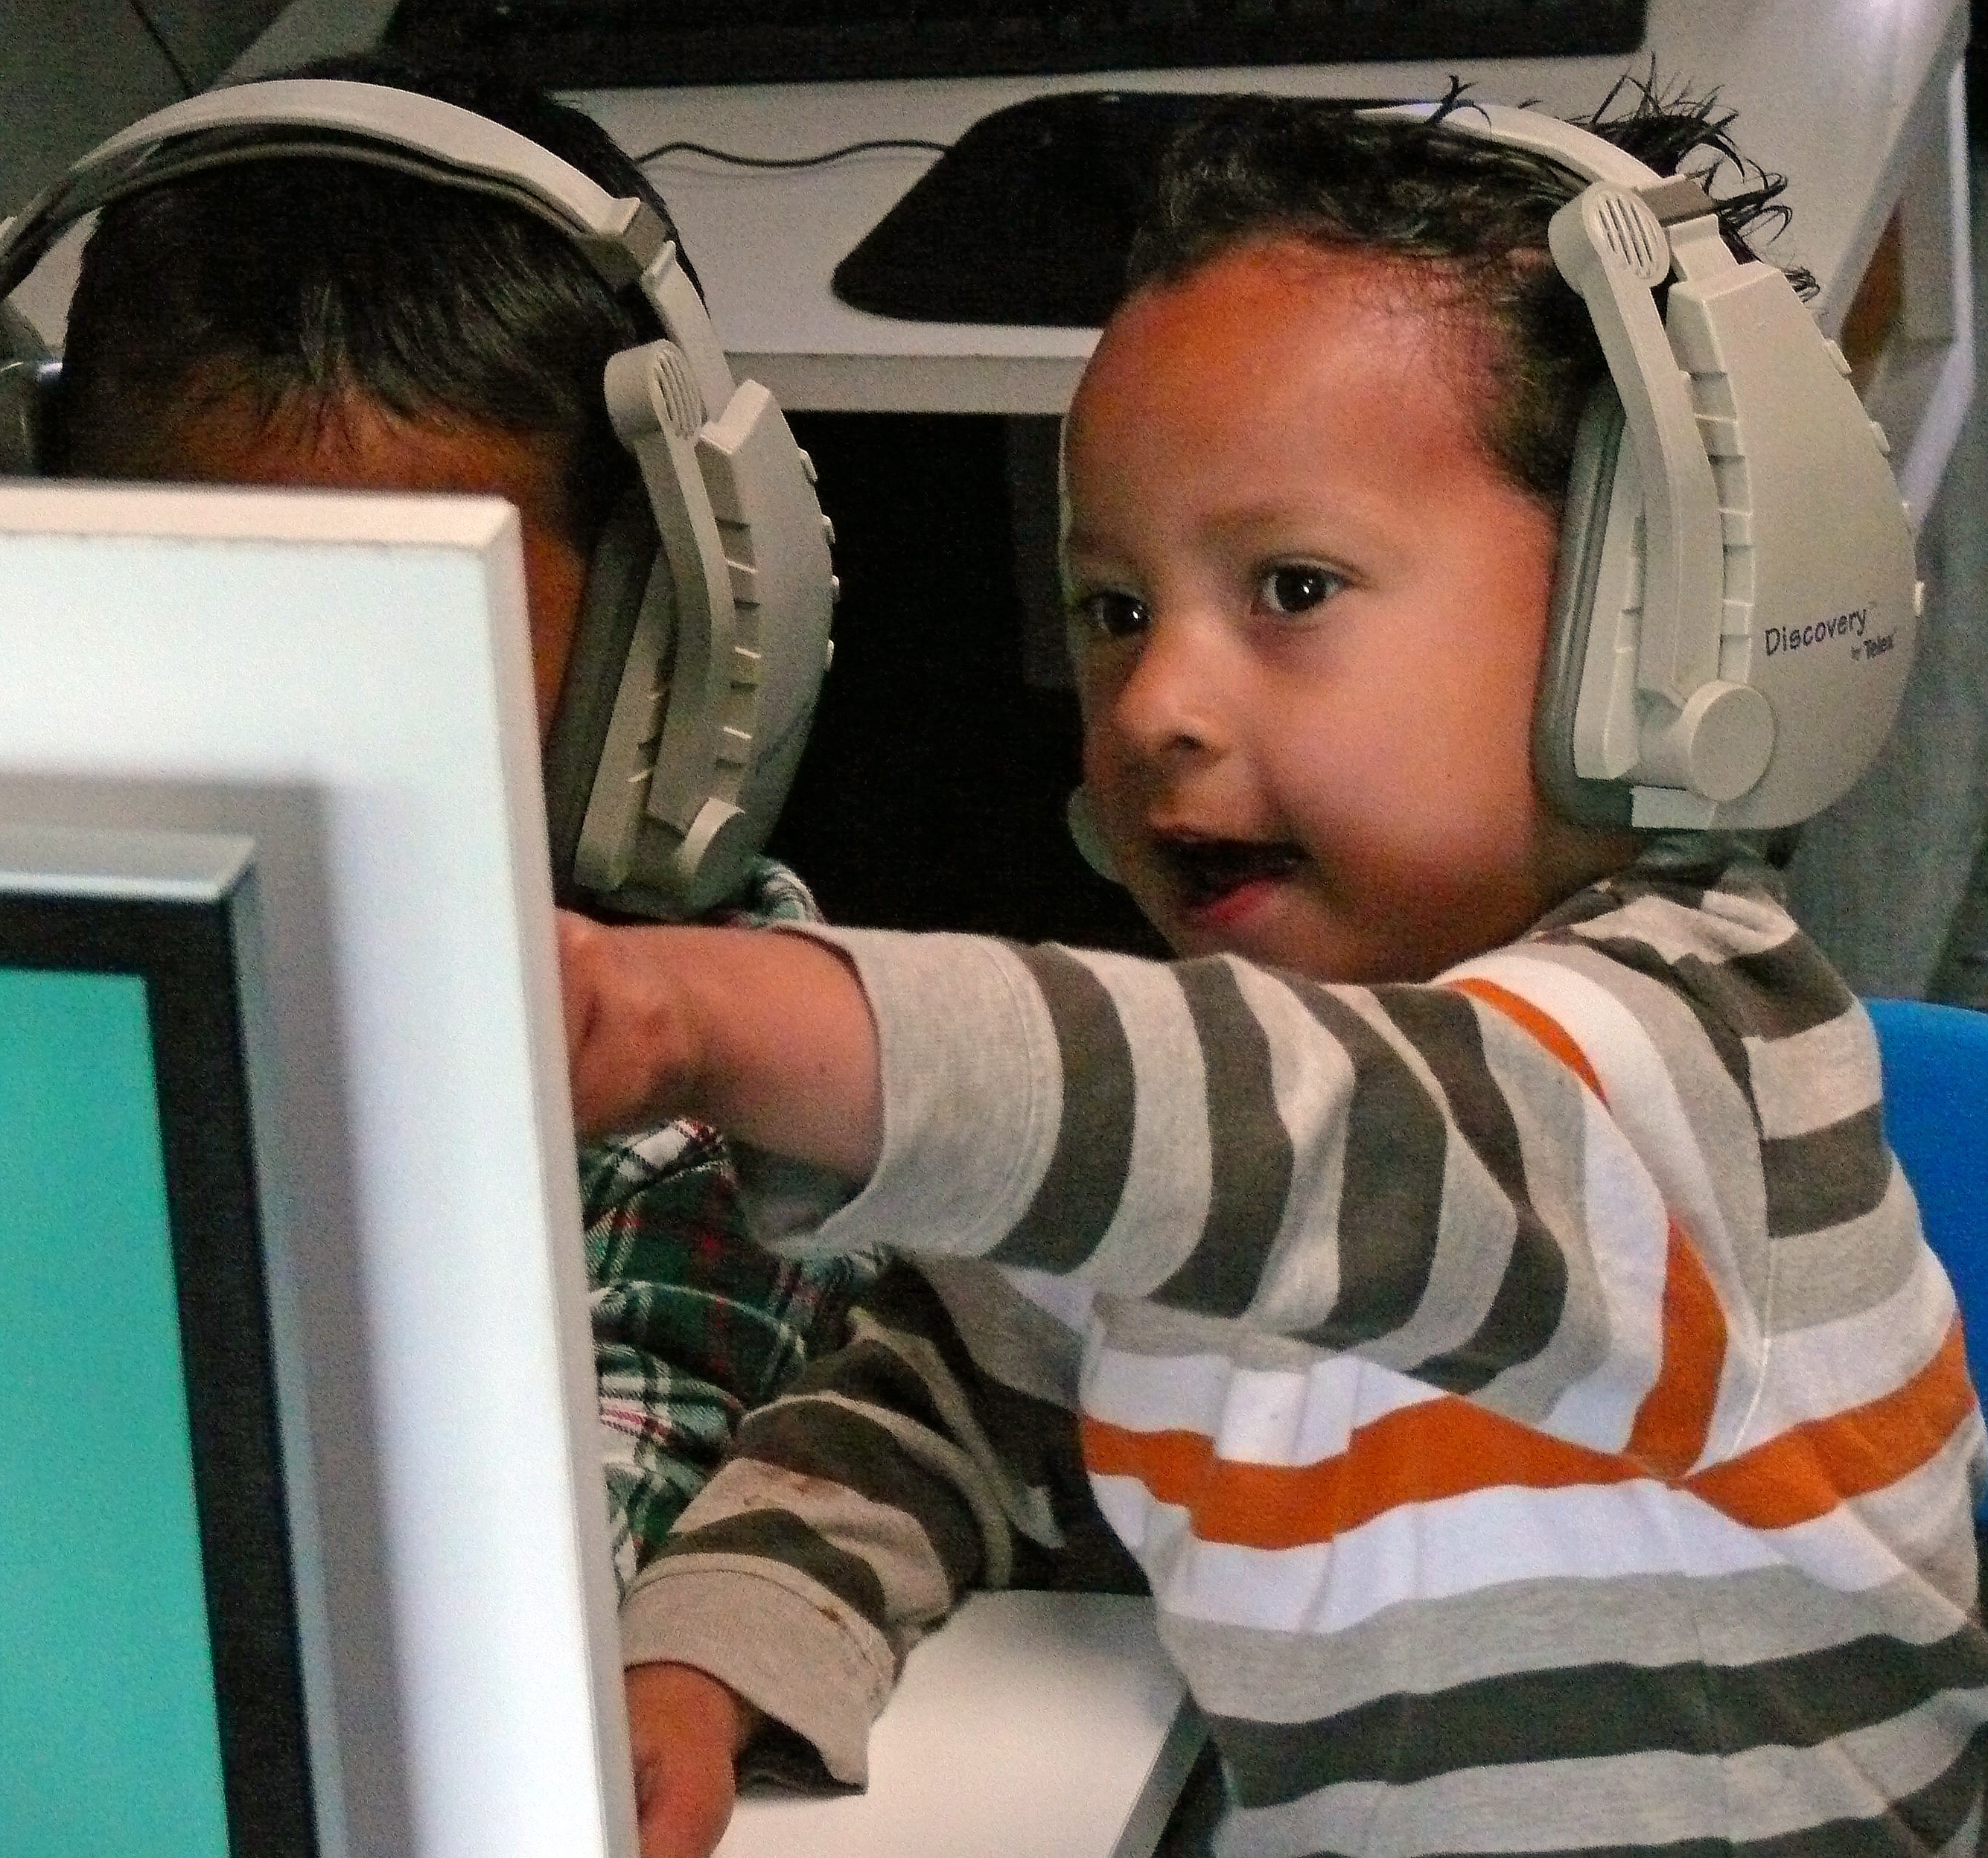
[385,0,1648,89]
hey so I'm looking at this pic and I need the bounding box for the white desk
[718,1593,1203,1858]
[92,0,1969,520]
[562,0,1972,516]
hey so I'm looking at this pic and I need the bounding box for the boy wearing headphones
[43,54,875,1629]
[562,95,1987,1857]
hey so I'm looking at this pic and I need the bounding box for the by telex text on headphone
[1382,100,1918,833]
[0,79,837,919]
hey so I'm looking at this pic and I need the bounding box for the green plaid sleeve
[584,858,879,1594]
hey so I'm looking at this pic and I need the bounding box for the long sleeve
[793,845,1971,1487]
[619,1257,1143,1785]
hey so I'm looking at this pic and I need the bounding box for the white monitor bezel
[0,482,634,1858]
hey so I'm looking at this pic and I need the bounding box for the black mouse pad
[833,90,1389,330]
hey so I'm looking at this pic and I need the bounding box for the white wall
[0,0,290,217]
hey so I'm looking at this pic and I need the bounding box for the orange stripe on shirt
[1450,973,1727,1479]
[1080,1326,1975,1550]
[1684,1318,1978,1529]
[1623,1221,1727,1478]
[1447,975,1605,1096]
[1081,1394,1642,1553]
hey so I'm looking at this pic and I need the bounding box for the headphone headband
[78,82,651,252]
[1368,99,1666,191]
[0,83,676,302]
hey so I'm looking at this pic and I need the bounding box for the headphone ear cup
[541,485,660,907]
[0,302,60,476]
[1535,380,1635,829]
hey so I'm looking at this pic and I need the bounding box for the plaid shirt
[580,860,878,1594]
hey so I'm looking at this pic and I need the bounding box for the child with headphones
[561,91,1987,1858]
[37,49,877,1670]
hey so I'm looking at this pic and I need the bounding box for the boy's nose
[1106,615,1234,767]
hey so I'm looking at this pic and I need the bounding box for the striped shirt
[625,838,1988,1854]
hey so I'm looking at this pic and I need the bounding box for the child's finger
[625,1663,746,1858]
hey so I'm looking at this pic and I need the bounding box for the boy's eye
[1258,565,1342,616]
[1071,589,1150,639]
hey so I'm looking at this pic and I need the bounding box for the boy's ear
[0,303,60,476]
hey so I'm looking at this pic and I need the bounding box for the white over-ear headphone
[1386,100,1918,833]
[0,78,837,917]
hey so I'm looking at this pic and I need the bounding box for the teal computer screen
[0,890,314,1857]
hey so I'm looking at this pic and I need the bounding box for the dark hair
[59,52,686,546]
[1124,82,1809,514]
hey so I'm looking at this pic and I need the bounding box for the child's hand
[624,1661,760,1858]
[558,910,704,1137]
[555,910,885,1178]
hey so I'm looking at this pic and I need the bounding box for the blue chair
[1864,998,1988,1424]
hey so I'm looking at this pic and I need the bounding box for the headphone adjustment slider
[1637,174,1715,229]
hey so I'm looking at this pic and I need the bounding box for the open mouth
[1157,836,1304,912]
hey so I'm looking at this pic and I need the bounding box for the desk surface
[567,0,1969,412]
[716,1592,1202,1858]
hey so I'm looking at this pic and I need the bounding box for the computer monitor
[0,481,637,1858]
[0,824,316,1858]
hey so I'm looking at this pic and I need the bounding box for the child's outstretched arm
[558,910,882,1177]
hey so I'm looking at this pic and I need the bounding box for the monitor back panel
[0,482,636,1858]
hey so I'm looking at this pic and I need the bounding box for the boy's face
[104,389,587,735]
[1063,237,1637,983]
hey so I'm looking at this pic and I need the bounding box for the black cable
[127,0,198,99]
[634,135,949,170]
